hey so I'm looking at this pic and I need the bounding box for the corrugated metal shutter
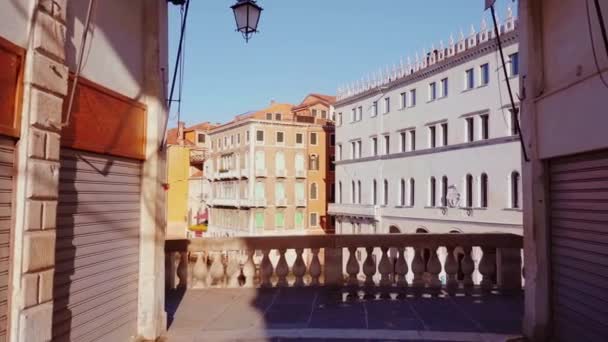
[549,149,608,341]
[0,137,14,341]
[53,149,141,342]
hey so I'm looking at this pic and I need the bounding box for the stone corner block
[38,269,55,304]
[30,88,63,131]
[25,201,43,231]
[42,201,58,230]
[45,132,60,162]
[23,231,56,273]
[26,160,60,200]
[28,128,46,160]
[34,10,66,61]
[39,0,67,22]
[22,273,40,309]
[18,302,53,342]
[32,52,68,96]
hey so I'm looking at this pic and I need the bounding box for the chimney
[177,121,185,146]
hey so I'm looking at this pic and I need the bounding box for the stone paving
[165,287,523,342]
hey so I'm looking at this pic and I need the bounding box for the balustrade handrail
[165,233,522,253]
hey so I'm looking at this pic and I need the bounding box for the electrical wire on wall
[160,0,191,150]
[586,0,608,89]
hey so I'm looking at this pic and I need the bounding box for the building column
[10,1,68,341]
[137,0,168,339]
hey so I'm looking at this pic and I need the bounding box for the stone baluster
[362,247,376,286]
[176,251,189,289]
[209,252,225,287]
[275,249,289,287]
[378,247,392,286]
[394,247,408,287]
[225,251,241,288]
[260,249,274,287]
[292,248,307,287]
[242,250,256,287]
[427,246,442,295]
[461,246,475,292]
[479,246,497,291]
[444,246,459,293]
[346,247,360,286]
[192,252,208,289]
[310,248,322,285]
[411,248,426,289]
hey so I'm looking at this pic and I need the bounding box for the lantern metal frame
[231,0,263,42]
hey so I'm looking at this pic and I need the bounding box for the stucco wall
[0,0,35,48]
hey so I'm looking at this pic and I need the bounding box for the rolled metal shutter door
[549,149,608,341]
[53,149,141,342]
[0,137,14,341]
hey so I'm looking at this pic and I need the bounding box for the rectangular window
[276,131,284,144]
[372,101,378,116]
[310,132,318,145]
[312,109,318,117]
[275,212,285,228]
[509,52,519,76]
[310,213,318,227]
[441,122,448,146]
[384,135,390,154]
[275,113,282,121]
[296,133,303,144]
[465,68,475,89]
[351,108,356,122]
[481,114,489,140]
[295,182,305,200]
[197,134,205,143]
[409,130,416,151]
[337,144,342,161]
[466,117,475,142]
[256,130,264,142]
[321,110,327,119]
[410,89,417,107]
[384,97,390,113]
[357,106,363,121]
[429,82,437,101]
[371,137,378,156]
[255,212,264,229]
[357,141,362,158]
[338,113,342,125]
[480,63,490,86]
[441,78,448,98]
[429,126,436,148]
[237,134,241,144]
[400,92,407,109]
[295,211,304,228]
[351,142,356,159]
[266,113,273,120]
[400,132,406,152]
[330,134,335,146]
[247,131,250,142]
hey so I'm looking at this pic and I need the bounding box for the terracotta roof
[185,122,217,132]
[310,93,336,104]
[292,93,336,111]
[166,127,195,146]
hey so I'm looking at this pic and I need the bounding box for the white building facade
[329,13,523,235]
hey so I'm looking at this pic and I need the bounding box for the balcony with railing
[328,203,378,218]
[189,148,207,164]
[165,233,524,341]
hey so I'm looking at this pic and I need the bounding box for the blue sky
[167,0,516,127]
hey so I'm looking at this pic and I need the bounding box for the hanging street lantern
[231,0,263,42]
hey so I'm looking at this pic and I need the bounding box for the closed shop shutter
[53,149,141,342]
[549,149,608,341]
[0,137,14,341]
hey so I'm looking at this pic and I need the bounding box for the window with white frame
[441,176,448,207]
[441,122,448,146]
[400,179,406,206]
[509,53,519,77]
[372,179,377,205]
[357,180,362,204]
[296,133,303,145]
[465,117,475,142]
[480,173,488,208]
[266,113,273,120]
[400,132,406,152]
[351,108,356,122]
[310,132,318,145]
[429,82,437,101]
[429,177,436,207]
[400,92,407,109]
[337,144,342,161]
[409,178,415,206]
[465,174,474,208]
[310,182,318,200]
[383,179,389,206]
[465,68,475,90]
[410,89,417,107]
[429,126,437,148]
[480,63,490,86]
[384,97,391,114]
[511,171,521,208]
[409,130,416,151]
[256,130,264,143]
[440,78,448,98]
[351,181,356,203]
[351,141,356,159]
[338,182,342,203]
[276,131,284,144]
[357,140,362,158]
[338,112,342,126]
[383,135,390,154]
[275,113,281,121]
[371,136,378,156]
[310,212,318,227]
[357,106,363,121]
[372,101,378,116]
[481,114,489,140]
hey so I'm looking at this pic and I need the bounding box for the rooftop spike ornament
[231,0,263,43]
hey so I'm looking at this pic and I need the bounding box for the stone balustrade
[165,233,522,295]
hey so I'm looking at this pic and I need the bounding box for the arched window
[400,179,406,206]
[310,183,318,200]
[409,178,415,206]
[465,174,473,207]
[338,182,342,203]
[357,180,362,204]
[309,154,319,170]
[372,180,377,205]
[351,181,356,203]
[441,176,448,207]
[429,177,436,206]
[511,171,520,208]
[383,179,389,205]
[480,173,488,208]
[389,226,401,233]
